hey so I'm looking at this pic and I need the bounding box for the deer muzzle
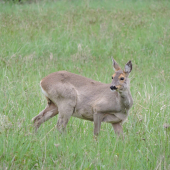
[110,86,117,91]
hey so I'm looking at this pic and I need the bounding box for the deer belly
[102,114,122,123]
[72,108,93,121]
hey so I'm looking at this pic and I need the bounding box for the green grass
[0,0,170,169]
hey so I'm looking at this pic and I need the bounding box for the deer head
[110,58,132,92]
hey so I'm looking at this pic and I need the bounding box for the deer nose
[110,86,117,91]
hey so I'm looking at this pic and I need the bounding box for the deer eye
[120,77,124,80]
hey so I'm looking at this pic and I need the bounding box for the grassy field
[0,0,170,169]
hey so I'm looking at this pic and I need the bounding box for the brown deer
[32,58,133,136]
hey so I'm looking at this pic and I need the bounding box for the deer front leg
[93,113,104,136]
[111,122,123,136]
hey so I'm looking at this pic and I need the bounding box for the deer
[32,58,133,136]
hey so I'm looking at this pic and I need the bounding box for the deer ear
[111,57,121,71]
[124,60,132,76]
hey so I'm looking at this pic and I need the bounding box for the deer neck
[118,88,133,109]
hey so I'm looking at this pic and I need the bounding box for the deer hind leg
[56,103,75,133]
[32,98,58,132]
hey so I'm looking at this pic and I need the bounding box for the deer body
[32,59,133,135]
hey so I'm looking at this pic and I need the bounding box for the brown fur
[32,59,133,136]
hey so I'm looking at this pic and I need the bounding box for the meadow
[0,0,170,169]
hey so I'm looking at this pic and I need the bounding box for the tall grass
[0,0,170,169]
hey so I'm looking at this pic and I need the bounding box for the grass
[0,0,170,169]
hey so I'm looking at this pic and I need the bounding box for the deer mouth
[110,86,117,91]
